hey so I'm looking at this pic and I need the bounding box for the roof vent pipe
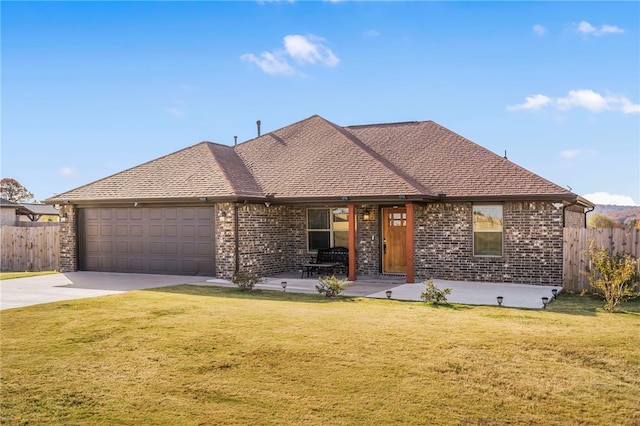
[234,136,237,145]
[257,120,261,137]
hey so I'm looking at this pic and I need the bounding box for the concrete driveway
[1,272,562,311]
[0,272,214,310]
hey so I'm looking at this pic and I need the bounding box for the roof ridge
[323,117,437,197]
[207,144,265,197]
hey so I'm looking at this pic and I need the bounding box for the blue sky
[2,1,639,205]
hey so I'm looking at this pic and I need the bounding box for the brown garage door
[78,207,215,275]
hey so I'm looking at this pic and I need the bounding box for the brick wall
[224,204,378,279]
[58,204,77,272]
[414,201,566,285]
[564,205,586,228]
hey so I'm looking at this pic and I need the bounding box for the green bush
[316,275,351,298]
[231,272,260,292]
[420,280,452,304]
[583,243,639,312]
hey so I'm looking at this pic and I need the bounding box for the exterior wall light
[218,210,227,218]
[363,209,371,221]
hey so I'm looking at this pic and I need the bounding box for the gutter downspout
[584,205,595,228]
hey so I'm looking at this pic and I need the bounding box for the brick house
[46,115,593,285]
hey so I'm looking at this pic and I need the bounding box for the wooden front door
[382,207,406,273]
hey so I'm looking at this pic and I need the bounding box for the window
[473,205,503,256]
[307,208,349,251]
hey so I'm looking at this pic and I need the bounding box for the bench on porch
[301,247,349,278]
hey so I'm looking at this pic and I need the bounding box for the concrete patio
[209,272,562,309]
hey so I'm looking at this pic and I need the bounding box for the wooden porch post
[348,204,357,281]
[406,202,415,283]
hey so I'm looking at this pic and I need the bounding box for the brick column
[58,204,78,272]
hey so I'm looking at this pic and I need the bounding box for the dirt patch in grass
[2,286,639,425]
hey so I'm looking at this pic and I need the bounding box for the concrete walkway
[1,271,561,311]
[210,275,561,309]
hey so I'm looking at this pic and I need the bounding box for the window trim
[472,204,504,257]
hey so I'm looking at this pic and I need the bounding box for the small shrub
[582,242,639,312]
[420,280,452,304]
[231,272,260,292]
[316,275,351,298]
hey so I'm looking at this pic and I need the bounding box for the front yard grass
[0,270,58,280]
[1,286,639,425]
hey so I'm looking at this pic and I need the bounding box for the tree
[587,213,617,229]
[0,178,34,202]
[583,242,639,312]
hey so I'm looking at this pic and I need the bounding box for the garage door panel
[116,225,128,236]
[79,207,215,275]
[130,209,142,220]
[87,225,99,237]
[130,259,144,270]
[165,208,178,220]
[182,225,195,237]
[197,225,212,238]
[150,242,162,254]
[164,225,177,237]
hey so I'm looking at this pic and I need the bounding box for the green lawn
[1,286,639,425]
[0,271,58,280]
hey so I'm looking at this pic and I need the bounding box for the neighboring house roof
[46,115,593,206]
[0,198,59,222]
[0,198,21,208]
[17,203,59,216]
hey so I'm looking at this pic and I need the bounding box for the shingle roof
[48,142,260,202]
[47,115,587,205]
[345,120,572,198]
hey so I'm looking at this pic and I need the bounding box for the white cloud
[166,107,185,117]
[364,29,381,38]
[242,34,339,75]
[508,89,639,114]
[532,24,547,35]
[577,20,624,36]
[284,34,339,66]
[507,94,552,111]
[60,167,77,178]
[240,52,295,75]
[556,89,609,112]
[583,192,638,206]
[560,149,597,160]
[560,149,581,159]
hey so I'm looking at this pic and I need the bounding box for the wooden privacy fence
[563,227,640,293]
[0,224,60,272]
